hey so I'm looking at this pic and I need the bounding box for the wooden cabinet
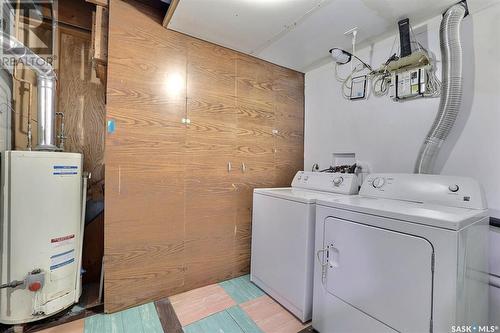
[105,0,304,313]
[184,38,239,288]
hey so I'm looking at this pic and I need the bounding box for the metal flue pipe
[1,32,57,151]
[414,2,467,174]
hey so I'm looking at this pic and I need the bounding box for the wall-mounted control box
[389,66,428,100]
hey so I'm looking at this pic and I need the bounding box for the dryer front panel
[322,217,434,332]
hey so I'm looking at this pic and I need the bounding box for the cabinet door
[235,56,276,275]
[273,67,304,187]
[184,38,239,289]
[105,0,187,313]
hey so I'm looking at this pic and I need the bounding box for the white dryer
[251,171,359,322]
[313,173,490,333]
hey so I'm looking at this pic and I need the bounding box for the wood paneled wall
[105,0,304,313]
[57,26,106,197]
[12,20,106,198]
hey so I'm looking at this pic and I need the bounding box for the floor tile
[170,283,236,326]
[183,311,244,333]
[138,302,165,333]
[227,306,263,333]
[219,275,265,304]
[155,298,183,333]
[240,295,307,333]
[84,302,163,333]
[37,319,85,333]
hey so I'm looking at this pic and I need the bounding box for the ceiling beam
[86,0,109,7]
[162,0,179,28]
[37,0,94,31]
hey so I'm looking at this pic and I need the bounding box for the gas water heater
[0,151,85,324]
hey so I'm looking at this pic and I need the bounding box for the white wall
[304,3,500,325]
[305,5,500,217]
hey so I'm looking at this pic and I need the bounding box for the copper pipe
[55,111,65,151]
[13,62,34,151]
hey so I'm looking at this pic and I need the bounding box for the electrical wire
[409,27,441,98]
[333,21,441,100]
[334,62,369,100]
[371,72,391,97]
[416,45,441,98]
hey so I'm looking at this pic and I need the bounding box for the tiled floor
[83,303,164,333]
[38,275,309,333]
[174,275,307,333]
[169,284,236,326]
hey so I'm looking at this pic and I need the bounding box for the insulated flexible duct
[0,32,57,151]
[414,2,467,174]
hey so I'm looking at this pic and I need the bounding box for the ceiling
[168,0,495,72]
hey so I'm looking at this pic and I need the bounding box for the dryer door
[323,217,434,332]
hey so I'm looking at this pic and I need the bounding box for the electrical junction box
[390,66,427,101]
[350,75,367,100]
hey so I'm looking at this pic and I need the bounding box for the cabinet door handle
[241,162,246,173]
[227,162,232,172]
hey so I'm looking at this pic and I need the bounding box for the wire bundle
[333,24,441,100]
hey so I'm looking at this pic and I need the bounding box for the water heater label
[50,249,75,271]
[51,234,75,248]
[53,165,79,176]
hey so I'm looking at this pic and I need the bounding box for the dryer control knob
[333,177,343,186]
[449,184,459,192]
[372,177,386,188]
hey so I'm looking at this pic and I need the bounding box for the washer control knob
[372,177,386,189]
[304,176,309,181]
[333,177,343,186]
[449,184,459,192]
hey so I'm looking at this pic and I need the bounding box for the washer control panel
[372,177,386,189]
[292,171,359,195]
[361,173,487,209]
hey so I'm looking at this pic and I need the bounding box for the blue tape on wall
[107,119,116,134]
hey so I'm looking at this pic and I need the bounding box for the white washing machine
[251,171,359,322]
[313,173,490,333]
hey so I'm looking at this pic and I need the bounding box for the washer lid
[254,188,348,204]
[316,196,489,230]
